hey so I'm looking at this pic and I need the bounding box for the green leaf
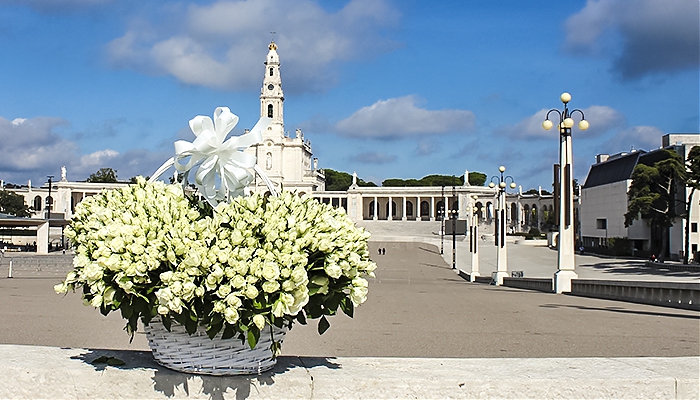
[340,297,354,318]
[206,321,223,339]
[247,329,259,349]
[161,315,172,331]
[221,324,236,340]
[296,311,307,325]
[318,315,330,335]
[185,317,197,335]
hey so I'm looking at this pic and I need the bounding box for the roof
[582,151,643,189]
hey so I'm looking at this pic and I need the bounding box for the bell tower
[247,40,326,194]
[260,40,284,139]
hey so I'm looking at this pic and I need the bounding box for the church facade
[245,41,326,195]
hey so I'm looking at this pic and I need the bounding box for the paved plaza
[0,225,698,398]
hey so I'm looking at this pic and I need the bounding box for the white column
[494,190,508,285]
[430,197,435,221]
[402,197,407,220]
[373,196,378,220]
[470,213,480,282]
[416,196,421,220]
[36,222,49,255]
[555,131,578,293]
[388,196,393,221]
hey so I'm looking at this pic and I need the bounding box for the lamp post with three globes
[542,92,589,293]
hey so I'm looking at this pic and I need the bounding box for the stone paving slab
[0,344,697,399]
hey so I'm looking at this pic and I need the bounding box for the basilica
[4,41,696,262]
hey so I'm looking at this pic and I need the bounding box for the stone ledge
[0,344,697,399]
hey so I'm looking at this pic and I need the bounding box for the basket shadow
[71,348,339,400]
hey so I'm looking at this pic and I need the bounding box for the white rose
[261,263,280,281]
[224,307,239,324]
[253,314,266,331]
[324,263,342,279]
[262,280,280,293]
[244,285,259,299]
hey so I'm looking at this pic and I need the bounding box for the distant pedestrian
[378,248,382,256]
[382,248,386,255]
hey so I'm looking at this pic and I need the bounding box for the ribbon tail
[254,164,279,197]
[149,157,175,183]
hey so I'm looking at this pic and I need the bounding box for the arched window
[510,203,518,222]
[269,67,273,76]
[369,200,377,219]
[267,104,273,118]
[406,201,414,217]
[436,200,445,218]
[531,205,538,227]
[420,201,429,217]
[475,202,484,221]
[523,204,530,225]
[33,196,41,211]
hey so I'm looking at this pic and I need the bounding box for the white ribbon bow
[150,107,271,207]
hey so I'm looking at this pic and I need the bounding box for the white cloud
[564,0,699,80]
[415,139,439,156]
[106,0,400,92]
[335,95,475,139]
[602,125,664,153]
[498,105,624,139]
[349,151,397,165]
[0,115,172,184]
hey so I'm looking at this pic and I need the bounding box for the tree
[380,172,486,187]
[323,169,375,191]
[0,190,31,217]
[624,149,685,262]
[87,168,118,183]
[682,146,700,264]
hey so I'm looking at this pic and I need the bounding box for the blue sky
[0,0,698,191]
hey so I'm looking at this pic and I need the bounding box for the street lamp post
[489,166,516,285]
[468,195,481,282]
[46,175,54,219]
[450,186,457,270]
[543,92,589,293]
[439,205,445,255]
[440,186,445,255]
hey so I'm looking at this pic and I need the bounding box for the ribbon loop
[149,107,272,207]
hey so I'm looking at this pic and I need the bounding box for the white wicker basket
[144,320,287,376]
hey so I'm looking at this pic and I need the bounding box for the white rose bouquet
[55,177,376,354]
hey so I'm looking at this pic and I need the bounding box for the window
[269,67,273,76]
[33,196,42,211]
[596,218,607,229]
[692,223,698,233]
[267,104,273,118]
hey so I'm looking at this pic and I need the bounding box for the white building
[245,41,325,194]
[580,133,700,261]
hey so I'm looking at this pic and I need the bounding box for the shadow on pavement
[539,303,700,319]
[71,348,339,400]
[579,261,700,278]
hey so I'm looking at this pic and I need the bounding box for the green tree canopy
[87,168,118,183]
[0,190,31,217]
[624,149,685,261]
[323,169,376,191]
[682,146,700,263]
[381,172,486,187]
